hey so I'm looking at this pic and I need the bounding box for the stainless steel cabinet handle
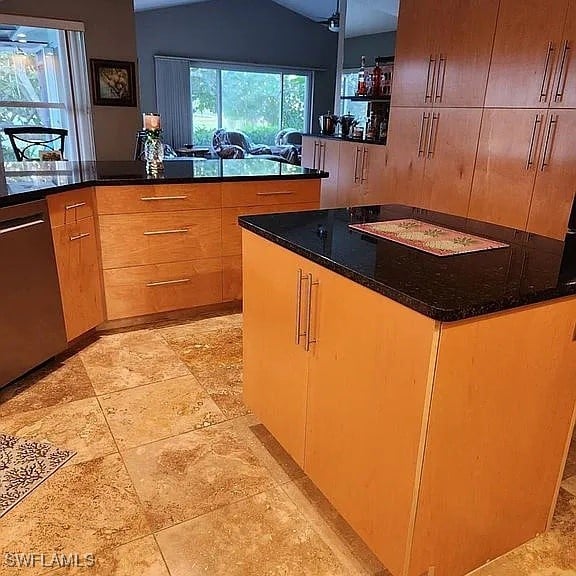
[418,112,431,157]
[360,147,369,184]
[295,269,305,345]
[425,55,437,102]
[427,113,440,158]
[540,114,558,171]
[435,54,447,103]
[69,232,90,241]
[146,278,190,287]
[65,202,86,210]
[0,218,44,235]
[321,143,327,171]
[554,41,571,102]
[312,141,319,170]
[256,191,294,196]
[140,195,188,201]
[540,42,556,102]
[526,114,543,169]
[353,147,361,183]
[305,272,319,352]
[143,228,189,236]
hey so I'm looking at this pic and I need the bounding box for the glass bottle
[356,56,367,96]
[372,58,383,98]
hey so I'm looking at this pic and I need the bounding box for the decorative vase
[144,135,164,175]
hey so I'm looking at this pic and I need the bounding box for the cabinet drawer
[222,180,320,208]
[223,255,242,302]
[96,184,222,214]
[47,187,94,227]
[222,202,318,257]
[99,209,222,269]
[103,258,223,320]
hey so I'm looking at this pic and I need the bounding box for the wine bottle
[356,56,367,96]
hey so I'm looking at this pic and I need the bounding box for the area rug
[349,219,509,256]
[0,434,76,518]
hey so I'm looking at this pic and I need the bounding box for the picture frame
[90,59,137,107]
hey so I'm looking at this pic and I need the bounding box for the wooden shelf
[340,95,391,102]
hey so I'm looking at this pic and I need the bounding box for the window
[340,70,368,120]
[190,64,312,146]
[0,18,94,162]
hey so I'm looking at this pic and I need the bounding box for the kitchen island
[239,204,576,576]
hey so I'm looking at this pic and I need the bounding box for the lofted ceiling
[133,0,399,37]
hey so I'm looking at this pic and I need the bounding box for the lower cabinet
[302,136,341,207]
[242,230,576,576]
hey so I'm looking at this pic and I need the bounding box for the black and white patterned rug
[0,434,76,518]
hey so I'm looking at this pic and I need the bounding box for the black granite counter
[0,158,326,209]
[239,204,576,322]
[304,133,387,146]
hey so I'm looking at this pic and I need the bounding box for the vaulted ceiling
[132,0,399,37]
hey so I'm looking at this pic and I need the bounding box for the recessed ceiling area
[132,0,399,37]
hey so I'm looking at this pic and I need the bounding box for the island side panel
[409,296,576,576]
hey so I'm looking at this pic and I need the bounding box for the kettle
[319,112,339,136]
[340,114,359,138]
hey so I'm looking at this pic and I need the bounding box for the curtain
[154,57,191,149]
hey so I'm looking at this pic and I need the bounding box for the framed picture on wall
[90,59,137,107]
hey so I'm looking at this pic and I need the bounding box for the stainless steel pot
[340,115,358,138]
[319,113,338,135]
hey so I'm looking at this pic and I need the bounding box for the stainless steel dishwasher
[0,199,67,389]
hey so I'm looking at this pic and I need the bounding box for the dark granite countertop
[303,133,387,146]
[239,204,576,322]
[0,159,327,209]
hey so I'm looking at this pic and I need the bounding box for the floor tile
[155,486,352,576]
[0,356,95,418]
[161,326,247,418]
[281,477,389,576]
[79,330,189,395]
[0,454,150,576]
[99,375,225,451]
[561,475,576,497]
[157,313,242,337]
[563,430,576,480]
[48,536,169,576]
[122,420,275,531]
[0,397,116,467]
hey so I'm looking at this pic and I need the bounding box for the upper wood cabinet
[392,0,499,108]
[552,0,576,108]
[485,0,571,108]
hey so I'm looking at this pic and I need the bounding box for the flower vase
[144,136,164,175]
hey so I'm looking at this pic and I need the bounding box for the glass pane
[341,71,368,120]
[221,70,281,146]
[0,106,66,161]
[190,67,218,147]
[282,74,307,132]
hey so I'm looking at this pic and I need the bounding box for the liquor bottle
[356,56,367,96]
[372,58,383,98]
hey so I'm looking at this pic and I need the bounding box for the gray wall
[344,31,396,70]
[136,0,338,137]
[0,0,140,160]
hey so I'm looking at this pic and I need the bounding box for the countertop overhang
[0,158,327,209]
[239,204,576,321]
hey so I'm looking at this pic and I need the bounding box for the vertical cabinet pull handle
[295,269,305,345]
[435,54,447,102]
[312,141,319,170]
[360,148,369,183]
[526,114,543,169]
[540,42,556,102]
[427,113,440,158]
[555,41,571,102]
[418,113,431,157]
[305,273,319,352]
[540,114,558,171]
[321,143,327,171]
[353,147,361,183]
[425,55,437,102]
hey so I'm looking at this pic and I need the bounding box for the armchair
[211,130,300,164]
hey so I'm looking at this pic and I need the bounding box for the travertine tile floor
[0,312,575,576]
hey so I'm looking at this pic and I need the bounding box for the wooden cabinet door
[552,0,576,108]
[485,0,567,107]
[52,218,104,341]
[242,231,310,467]
[433,0,499,107]
[422,108,483,217]
[357,144,387,205]
[527,110,576,239]
[304,262,437,576]
[392,0,437,106]
[468,109,544,230]
[318,138,341,208]
[383,107,428,207]
[301,136,319,169]
[337,140,364,206]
